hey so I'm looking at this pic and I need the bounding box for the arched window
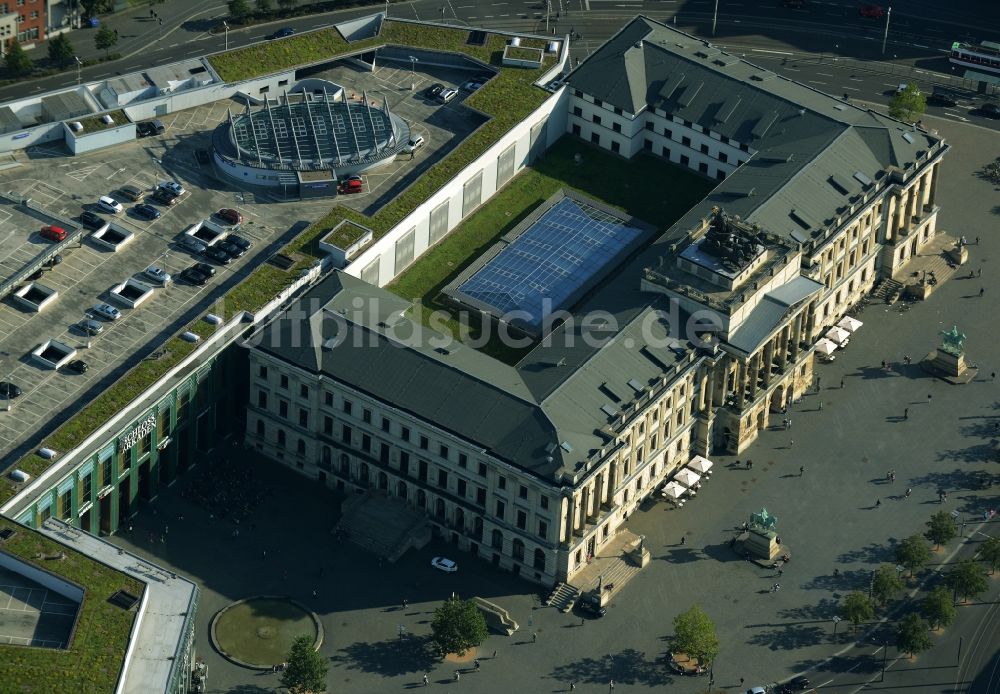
[340,454,350,475]
[454,508,465,531]
[435,498,446,519]
[491,529,503,550]
[397,481,408,499]
[512,539,525,562]
[322,446,331,465]
[255,419,265,436]
[533,548,546,571]
[417,489,426,508]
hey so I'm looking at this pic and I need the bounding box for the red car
[338,180,363,195]
[40,225,67,241]
[860,4,884,18]
[216,208,243,225]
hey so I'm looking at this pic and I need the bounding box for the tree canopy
[48,34,76,67]
[980,535,1000,575]
[871,565,904,607]
[896,612,932,657]
[843,591,874,629]
[895,534,931,577]
[94,26,118,57]
[925,510,957,549]
[888,83,926,123]
[4,41,33,77]
[671,604,720,666]
[948,559,988,603]
[280,634,327,694]
[227,0,251,20]
[430,595,488,657]
[921,586,956,630]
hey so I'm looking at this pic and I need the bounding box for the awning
[687,455,714,474]
[814,338,838,356]
[675,468,702,488]
[837,316,863,333]
[662,481,688,499]
[825,326,851,346]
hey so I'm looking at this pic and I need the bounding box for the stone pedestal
[921,349,977,384]
[743,528,780,561]
[626,541,651,568]
[946,243,968,265]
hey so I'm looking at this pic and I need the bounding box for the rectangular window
[645,121,653,131]
[324,392,333,407]
[343,400,353,415]
[361,434,371,452]
[462,171,483,217]
[540,495,549,510]
[519,485,528,499]
[495,499,505,519]
[278,400,288,418]
[681,136,691,147]
[363,408,371,424]
[516,509,527,529]
[399,452,410,475]
[496,143,516,187]
[700,143,709,154]
[439,444,449,460]
[380,443,390,464]
[457,479,467,496]
[644,139,653,151]
[680,154,690,166]
[498,476,506,490]
[662,146,671,159]
[419,435,429,450]
[476,487,486,505]
[280,375,288,389]
[719,151,728,164]
[342,425,352,444]
[81,473,92,502]
[361,258,379,285]
[418,460,428,482]
[478,462,487,476]
[572,123,581,136]
[612,122,621,133]
[573,106,583,117]
[259,365,268,379]
[257,391,267,408]
[429,200,450,244]
[298,409,308,427]
[299,384,309,398]
[401,426,410,442]
[592,114,601,126]
[538,520,548,539]
[381,417,390,432]
[458,453,468,468]
[590,133,600,145]
[664,128,672,139]
[323,416,333,436]
[394,227,415,273]
[59,489,72,519]
[611,141,620,154]
[438,469,448,488]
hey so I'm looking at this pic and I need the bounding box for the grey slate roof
[727,275,824,355]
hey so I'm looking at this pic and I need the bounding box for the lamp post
[223,20,229,51]
[74,55,82,86]
[408,55,418,90]
[881,6,892,55]
[712,0,719,36]
[832,615,842,640]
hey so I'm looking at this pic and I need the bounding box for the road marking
[751,48,793,55]
[843,86,860,91]
[807,80,827,85]
[817,72,834,76]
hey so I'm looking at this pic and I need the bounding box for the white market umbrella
[675,468,702,488]
[662,481,687,500]
[814,338,839,356]
[687,455,714,474]
[825,326,852,346]
[837,316,863,333]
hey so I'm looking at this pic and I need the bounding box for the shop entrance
[99,494,113,534]
[117,478,131,525]
[138,460,152,501]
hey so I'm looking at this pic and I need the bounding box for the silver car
[91,302,121,320]
[143,265,172,286]
[179,235,207,255]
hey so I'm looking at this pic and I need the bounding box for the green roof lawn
[0,517,144,694]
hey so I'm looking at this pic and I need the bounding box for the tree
[948,559,988,603]
[277,0,297,10]
[980,535,1000,575]
[871,565,904,608]
[888,83,926,123]
[430,595,488,657]
[4,41,33,77]
[843,591,874,631]
[671,604,720,666]
[895,534,931,577]
[94,25,118,58]
[227,0,251,20]
[255,0,274,11]
[896,612,932,657]
[921,586,956,630]
[925,510,957,549]
[48,33,76,67]
[280,634,327,694]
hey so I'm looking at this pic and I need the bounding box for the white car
[143,265,172,286]
[159,181,185,196]
[91,302,121,320]
[404,135,425,153]
[437,88,458,104]
[431,556,458,573]
[97,196,123,214]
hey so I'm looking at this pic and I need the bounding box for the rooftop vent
[101,114,114,124]
[600,404,618,417]
[828,175,850,195]
[108,590,140,611]
[559,440,574,453]
[0,527,15,541]
[627,378,644,393]
[902,131,914,144]
[852,170,873,187]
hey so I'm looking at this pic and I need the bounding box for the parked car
[66,359,89,374]
[133,203,161,220]
[430,556,458,573]
[424,83,445,99]
[91,302,121,320]
[119,184,144,201]
[151,188,178,206]
[193,262,216,277]
[218,239,245,258]
[204,246,232,265]
[158,181,185,197]
[216,208,243,225]
[979,102,1000,119]
[0,381,21,399]
[78,319,104,335]
[195,149,212,165]
[859,4,884,17]
[45,254,63,268]
[228,234,252,252]
[576,596,607,618]
[270,26,295,39]
[79,210,106,229]
[136,120,165,137]
[404,135,425,153]
[143,265,172,286]
[338,179,363,195]
[437,88,458,104]
[927,89,958,107]
[97,195,123,214]
[179,235,207,254]
[461,80,483,91]
[180,266,209,285]
[40,225,67,242]
[784,675,811,691]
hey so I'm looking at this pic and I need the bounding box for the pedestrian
[775,583,781,591]
[747,459,753,470]
[978,268,982,278]
[581,616,586,626]
[799,465,804,476]
[423,673,429,686]
[976,236,981,245]
[403,598,409,608]
[735,459,741,469]
[992,372,996,381]
[150,7,154,16]
[571,683,577,691]
[474,659,480,671]
[789,439,794,448]
[492,650,497,658]
[980,287,985,297]
[312,589,318,598]
[788,419,792,429]
[840,377,845,389]
[904,408,909,420]
[454,670,460,681]
[819,400,824,411]
[927,394,932,402]
[905,488,912,498]
[609,680,615,691]
[891,472,896,483]
[876,498,881,507]
[778,566,784,576]
[680,536,686,545]
[262,549,267,560]
[532,632,537,643]
[740,678,745,688]
[881,360,886,370]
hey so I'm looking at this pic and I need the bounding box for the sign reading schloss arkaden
[118,415,157,453]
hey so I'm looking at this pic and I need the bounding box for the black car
[133,203,161,220]
[151,188,178,206]
[195,149,211,165]
[205,246,232,264]
[0,381,21,399]
[45,254,63,268]
[424,82,445,99]
[270,27,295,39]
[927,90,958,107]
[180,266,209,285]
[218,240,245,258]
[79,210,106,229]
[193,262,216,277]
[66,359,89,374]
[980,102,1000,119]
[136,119,165,137]
[229,234,253,252]
[576,596,606,618]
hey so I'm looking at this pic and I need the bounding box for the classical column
[789,313,803,361]
[747,353,761,399]
[762,340,775,387]
[778,325,790,370]
[928,163,939,207]
[735,360,747,408]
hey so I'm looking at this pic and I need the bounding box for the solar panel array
[457,197,645,329]
[231,97,394,167]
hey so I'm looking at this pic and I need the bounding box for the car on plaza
[78,318,104,336]
[218,239,245,259]
[338,179,364,195]
[45,254,63,268]
[745,687,767,694]
[859,4,884,17]
[430,556,458,573]
[79,210,106,229]
[66,359,89,374]
[461,80,483,92]
[119,184,145,202]
[97,195,123,214]
[193,262,216,277]
[228,234,252,252]
[143,265,172,286]
[424,82,445,99]
[782,675,811,691]
[180,266,209,285]
[136,120,165,137]
[204,246,232,265]
[215,208,243,225]
[151,188,179,206]
[979,102,1000,119]
[576,595,606,618]
[178,235,207,255]
[404,135,425,153]
[40,225,67,242]
[91,302,121,321]
[195,149,212,165]
[927,89,958,107]
[437,88,458,104]
[158,181,185,197]
[0,381,22,399]
[133,203,161,220]
[270,26,295,39]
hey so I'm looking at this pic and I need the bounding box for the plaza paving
[108,116,1000,693]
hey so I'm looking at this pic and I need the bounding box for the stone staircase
[590,555,643,601]
[545,582,580,613]
[872,277,903,304]
[335,493,431,562]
